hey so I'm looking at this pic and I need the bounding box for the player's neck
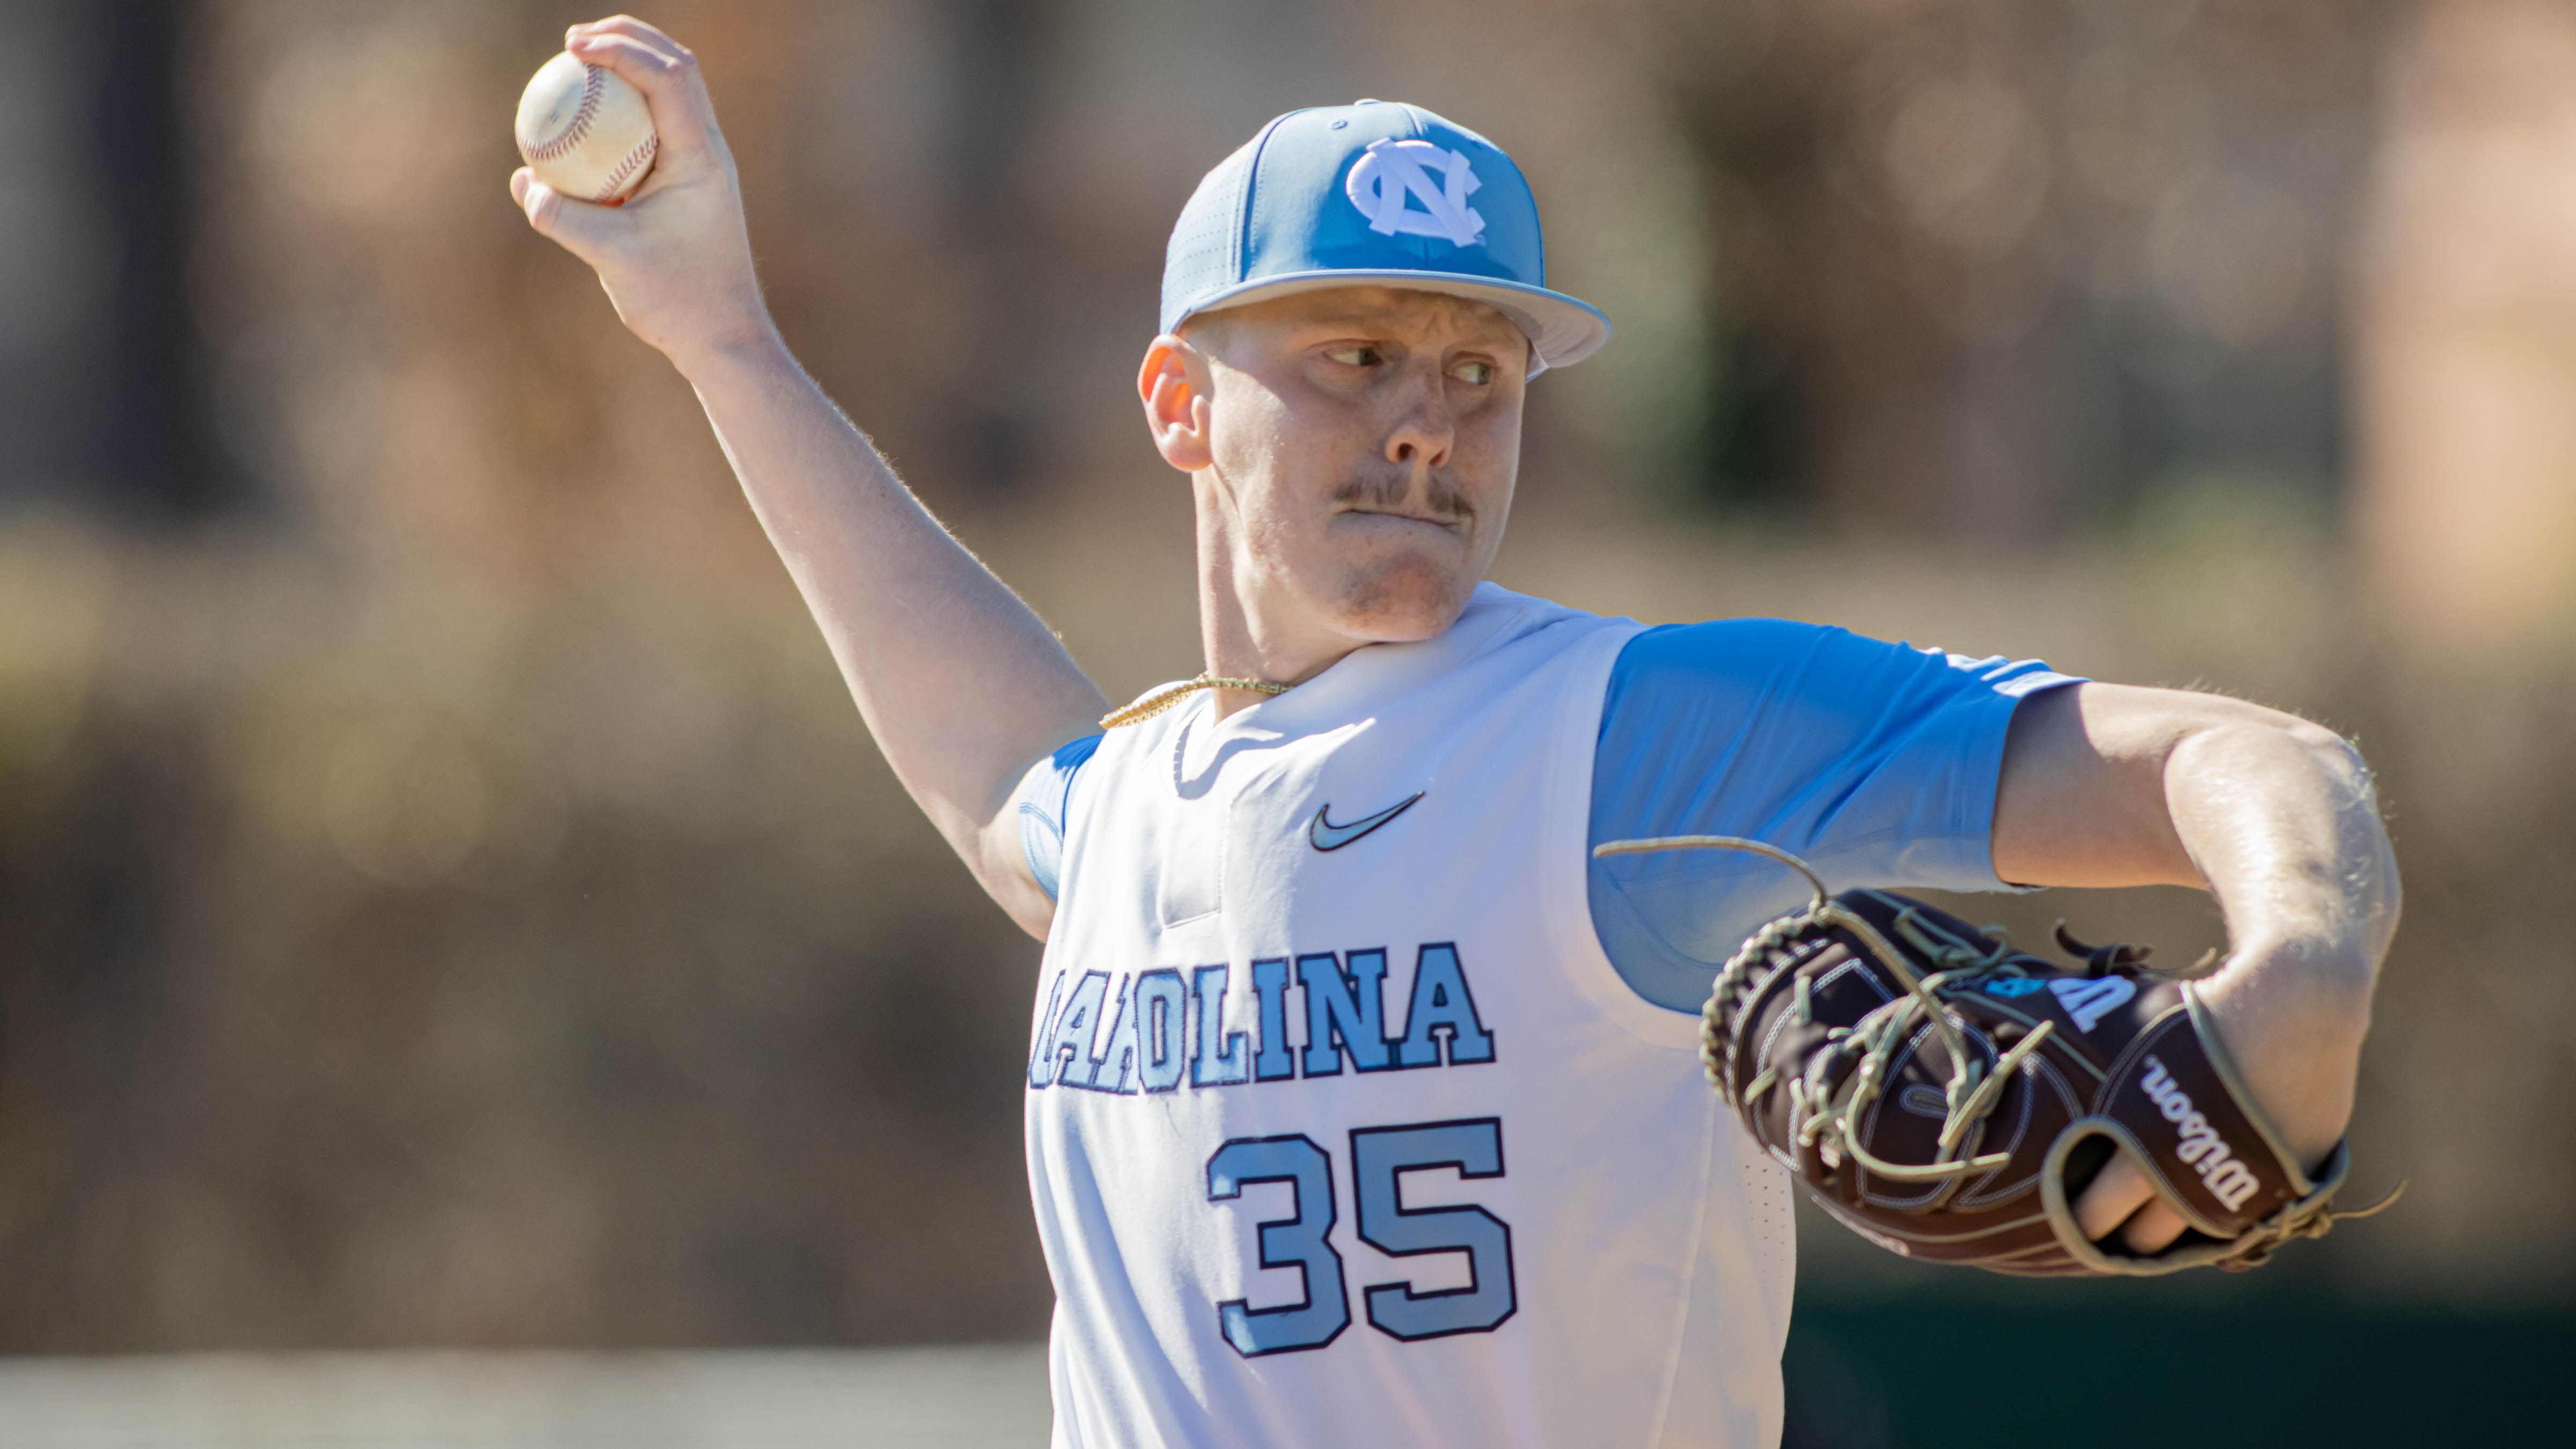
[1195,533,1365,722]
[1196,597,1361,722]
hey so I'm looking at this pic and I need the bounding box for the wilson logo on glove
[2139,1054,2262,1211]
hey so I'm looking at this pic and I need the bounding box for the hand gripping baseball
[510,17,775,369]
[1595,836,2400,1276]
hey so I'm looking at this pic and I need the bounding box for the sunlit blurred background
[1,0,2570,1443]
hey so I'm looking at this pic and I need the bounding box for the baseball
[514,51,658,204]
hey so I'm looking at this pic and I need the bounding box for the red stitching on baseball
[591,131,658,202]
[524,62,604,165]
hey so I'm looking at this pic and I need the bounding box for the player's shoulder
[1452,581,1628,649]
[1604,616,2078,742]
[1606,616,1872,699]
[1619,614,1854,661]
[1609,615,2062,686]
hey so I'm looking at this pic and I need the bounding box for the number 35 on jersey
[1029,945,1515,1359]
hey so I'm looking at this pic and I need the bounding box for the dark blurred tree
[85,0,241,519]
[0,0,237,520]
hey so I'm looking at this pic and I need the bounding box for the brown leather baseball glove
[1595,835,2394,1277]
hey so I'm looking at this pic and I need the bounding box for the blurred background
[1,0,2570,1442]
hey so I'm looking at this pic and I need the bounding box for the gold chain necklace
[1100,672,1291,729]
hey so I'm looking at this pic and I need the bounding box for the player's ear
[1139,333,1214,474]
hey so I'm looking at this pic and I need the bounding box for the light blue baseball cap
[1161,100,1611,375]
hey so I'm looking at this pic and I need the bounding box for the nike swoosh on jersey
[1308,792,1425,851]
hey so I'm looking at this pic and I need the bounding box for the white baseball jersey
[1026,584,1798,1448]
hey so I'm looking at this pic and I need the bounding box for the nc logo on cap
[1344,138,1486,248]
[1159,101,1611,370]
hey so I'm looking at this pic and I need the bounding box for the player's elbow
[2165,694,2361,785]
[2295,721,2403,954]
[2172,699,2402,947]
[2278,714,2363,778]
[2178,700,2384,830]
[2249,712,2384,836]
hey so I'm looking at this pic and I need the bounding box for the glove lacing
[1596,835,2055,1196]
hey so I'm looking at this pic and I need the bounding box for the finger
[2072,1152,2156,1240]
[568,14,685,60]
[2120,1201,2189,1254]
[513,169,631,264]
[565,30,719,163]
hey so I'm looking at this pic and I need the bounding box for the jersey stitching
[1641,1089,1722,1449]
[1540,620,1702,1051]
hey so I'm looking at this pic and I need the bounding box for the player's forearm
[509,21,1102,926]
[2164,719,2399,983]
[1994,684,2399,1165]
[684,334,1109,890]
[2159,716,2398,1156]
[1997,686,2399,976]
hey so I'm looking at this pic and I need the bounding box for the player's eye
[1322,343,1384,368]
[1449,359,1495,386]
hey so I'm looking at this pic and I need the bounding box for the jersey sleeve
[1587,619,2083,1014]
[1015,734,1103,903]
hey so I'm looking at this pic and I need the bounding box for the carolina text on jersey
[1028,946,1497,1093]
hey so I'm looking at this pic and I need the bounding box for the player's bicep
[1629,623,2072,892]
[976,808,1057,941]
[1589,623,2073,1009]
[980,735,1101,941]
[1991,680,2315,890]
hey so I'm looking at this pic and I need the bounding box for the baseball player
[513,18,2399,1447]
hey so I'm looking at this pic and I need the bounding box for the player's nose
[1382,361,1455,475]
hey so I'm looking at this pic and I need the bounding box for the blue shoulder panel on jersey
[1588,619,2081,1014]
[1011,624,2079,1016]
[1018,733,1103,903]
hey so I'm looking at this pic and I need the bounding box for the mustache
[1330,468,1474,523]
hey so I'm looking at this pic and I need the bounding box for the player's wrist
[665,313,792,386]
[2192,941,2372,1165]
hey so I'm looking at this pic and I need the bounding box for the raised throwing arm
[1994,682,2401,1250]
[510,17,1106,937]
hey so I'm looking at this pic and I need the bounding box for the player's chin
[1326,551,1479,642]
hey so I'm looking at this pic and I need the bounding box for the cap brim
[1173,269,1611,374]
